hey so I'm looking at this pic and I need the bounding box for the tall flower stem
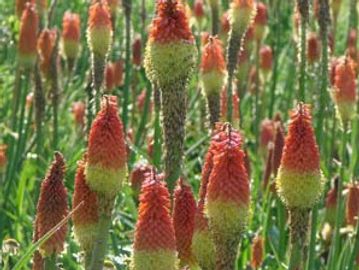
[50,35,60,150]
[328,125,348,270]
[297,0,309,102]
[122,0,132,131]
[34,62,45,157]
[254,42,260,146]
[89,212,112,270]
[288,208,310,270]
[307,2,330,269]
[210,3,219,35]
[44,254,57,270]
[153,84,162,169]
[92,54,105,112]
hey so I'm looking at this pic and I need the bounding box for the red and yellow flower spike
[144,0,197,192]
[206,123,250,269]
[132,35,142,67]
[173,179,197,268]
[130,163,152,195]
[104,62,115,93]
[346,183,359,227]
[18,3,39,68]
[72,156,99,253]
[85,96,127,201]
[253,2,268,41]
[332,56,358,125]
[200,36,227,126]
[276,103,324,209]
[87,1,112,58]
[35,152,68,257]
[131,171,177,270]
[260,45,273,75]
[61,12,81,64]
[37,29,57,77]
[307,32,320,64]
[229,0,256,34]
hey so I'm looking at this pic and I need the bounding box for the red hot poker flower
[149,0,194,44]
[276,104,323,209]
[86,96,127,199]
[346,183,359,226]
[132,172,176,270]
[18,3,39,68]
[37,29,57,76]
[62,12,81,61]
[72,156,99,252]
[173,179,197,267]
[35,152,68,257]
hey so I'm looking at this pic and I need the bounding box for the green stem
[288,208,310,270]
[254,42,260,147]
[298,7,307,102]
[328,126,347,270]
[89,214,112,270]
[306,206,318,270]
[347,219,359,270]
[92,54,105,113]
[122,0,132,131]
[210,3,219,35]
[153,84,162,169]
[44,254,57,270]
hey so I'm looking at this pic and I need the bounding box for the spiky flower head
[253,2,268,41]
[35,152,68,257]
[85,96,127,200]
[229,0,256,35]
[113,59,124,87]
[72,101,85,127]
[173,179,197,267]
[193,0,205,22]
[105,62,115,93]
[260,119,275,154]
[307,32,320,64]
[144,0,197,86]
[260,45,273,74]
[130,163,152,195]
[87,1,113,58]
[200,36,227,96]
[131,172,177,270]
[325,178,338,226]
[62,12,81,61]
[346,183,359,227]
[18,3,39,68]
[206,123,250,268]
[132,35,142,67]
[72,156,99,252]
[332,56,358,125]
[251,235,264,269]
[37,29,57,77]
[16,0,34,18]
[276,104,324,209]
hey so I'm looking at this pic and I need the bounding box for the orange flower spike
[332,56,358,124]
[260,45,273,74]
[113,59,124,87]
[131,172,177,270]
[201,36,227,126]
[193,0,205,22]
[132,35,142,67]
[72,101,86,127]
[62,12,81,61]
[85,96,127,199]
[307,32,320,64]
[229,0,256,34]
[173,179,197,267]
[87,1,112,58]
[346,183,359,226]
[276,104,324,209]
[35,152,68,257]
[16,0,34,18]
[37,29,57,76]
[18,3,39,68]
[130,164,152,195]
[72,156,99,253]
[251,235,264,269]
[206,123,250,269]
[325,178,338,226]
[253,2,268,41]
[260,119,275,152]
[105,63,115,93]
